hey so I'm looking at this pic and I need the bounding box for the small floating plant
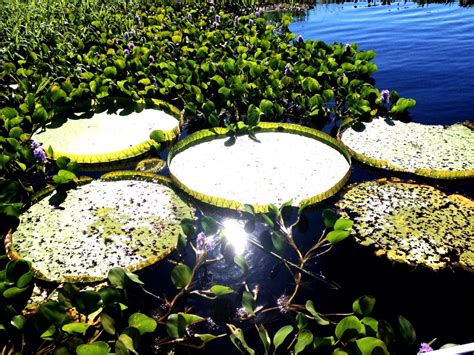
[168,122,351,212]
[338,118,474,179]
[5,172,194,282]
[336,178,473,271]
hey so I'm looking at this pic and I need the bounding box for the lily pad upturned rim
[42,99,182,167]
[168,122,352,213]
[336,177,474,272]
[5,171,193,283]
[337,119,474,179]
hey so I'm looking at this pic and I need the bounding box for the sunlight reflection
[222,219,248,255]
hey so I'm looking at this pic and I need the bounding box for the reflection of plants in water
[0,206,432,354]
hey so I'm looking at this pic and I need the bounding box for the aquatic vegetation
[135,157,165,173]
[339,118,474,179]
[169,122,351,211]
[336,179,474,271]
[6,172,194,282]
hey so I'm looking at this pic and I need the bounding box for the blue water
[290,1,474,125]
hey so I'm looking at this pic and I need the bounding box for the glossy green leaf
[242,290,256,316]
[228,324,255,355]
[108,267,127,289]
[322,209,338,228]
[170,263,192,289]
[273,325,293,351]
[74,291,102,315]
[295,329,314,354]
[210,285,234,297]
[128,313,157,335]
[201,215,218,235]
[353,295,376,316]
[257,324,270,355]
[181,218,196,237]
[150,130,166,143]
[305,300,330,325]
[334,218,353,231]
[6,259,31,283]
[335,315,364,342]
[166,313,186,338]
[101,312,116,335]
[326,229,351,245]
[62,322,90,334]
[314,336,335,349]
[356,337,389,355]
[398,315,416,345]
[234,255,249,275]
[76,341,110,355]
[11,315,26,330]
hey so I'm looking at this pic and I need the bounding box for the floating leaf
[273,325,293,351]
[242,290,256,316]
[335,316,364,342]
[201,215,219,235]
[210,285,234,297]
[62,322,90,334]
[76,341,110,355]
[305,300,330,325]
[325,229,351,245]
[170,263,192,289]
[356,337,389,355]
[74,291,102,315]
[166,313,186,338]
[295,329,314,354]
[11,315,26,330]
[353,295,376,317]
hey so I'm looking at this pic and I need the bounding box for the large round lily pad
[336,179,474,271]
[168,122,351,212]
[338,119,474,179]
[33,102,181,166]
[5,172,194,283]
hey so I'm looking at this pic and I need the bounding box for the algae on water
[336,179,474,271]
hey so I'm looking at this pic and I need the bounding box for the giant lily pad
[168,122,351,212]
[5,172,194,282]
[338,119,474,179]
[336,179,474,271]
[33,100,181,167]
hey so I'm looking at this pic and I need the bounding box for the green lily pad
[6,172,194,282]
[33,103,180,167]
[336,179,474,271]
[169,122,351,212]
[339,119,473,179]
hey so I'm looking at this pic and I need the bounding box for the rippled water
[291,1,474,125]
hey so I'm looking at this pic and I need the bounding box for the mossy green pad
[336,179,474,271]
[6,173,194,283]
[339,119,474,179]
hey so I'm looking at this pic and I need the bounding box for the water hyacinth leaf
[334,218,353,231]
[210,285,234,297]
[166,313,186,338]
[108,268,127,289]
[40,324,57,341]
[234,255,249,275]
[117,333,137,354]
[242,290,256,316]
[74,291,102,315]
[38,301,68,325]
[377,320,396,346]
[124,270,144,286]
[361,317,379,337]
[335,315,364,342]
[257,324,271,355]
[177,233,187,254]
[201,215,219,235]
[16,271,34,288]
[260,213,275,229]
[322,208,338,228]
[356,337,388,355]
[271,231,286,252]
[325,229,351,245]
[62,322,90,334]
[305,300,330,325]
[295,329,314,354]
[56,156,71,169]
[6,259,31,283]
[314,336,336,349]
[398,315,416,345]
[246,104,261,126]
[11,315,26,330]
[194,333,220,344]
[76,341,110,355]
[180,218,196,237]
[228,324,255,355]
[273,325,294,351]
[98,286,121,305]
[178,312,205,325]
[52,169,77,184]
[170,263,192,289]
[101,312,116,335]
[3,286,29,299]
[296,312,308,330]
[353,295,376,316]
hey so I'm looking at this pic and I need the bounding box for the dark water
[290,0,474,126]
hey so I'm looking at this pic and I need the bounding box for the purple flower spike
[196,232,212,252]
[124,31,129,39]
[255,11,260,18]
[277,294,290,314]
[135,15,140,24]
[418,343,433,353]
[380,89,390,104]
[113,39,119,45]
[234,15,239,25]
[148,55,155,62]
[284,63,292,76]
[130,29,136,36]
[31,142,47,163]
[124,49,130,55]
[215,14,221,23]
[129,42,134,50]
[211,21,217,29]
[187,13,192,21]
[297,34,304,43]
[345,43,351,53]
[249,19,254,26]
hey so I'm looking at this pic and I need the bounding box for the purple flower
[345,43,351,53]
[94,51,100,57]
[31,142,47,163]
[124,31,129,39]
[255,11,260,18]
[210,5,215,10]
[418,343,433,353]
[277,294,290,314]
[129,42,134,50]
[124,49,130,55]
[187,13,192,21]
[148,55,155,62]
[249,19,254,26]
[130,29,136,36]
[234,15,239,25]
[297,34,304,43]
[113,39,119,45]
[215,14,221,23]
[211,21,217,29]
[196,232,212,252]
[284,63,292,76]
[235,307,248,319]
[134,15,140,24]
[380,89,390,104]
